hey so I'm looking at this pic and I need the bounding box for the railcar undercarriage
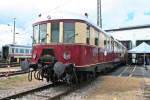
[28,55,78,84]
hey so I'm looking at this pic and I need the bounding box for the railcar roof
[33,12,109,36]
[33,12,90,23]
[3,44,32,48]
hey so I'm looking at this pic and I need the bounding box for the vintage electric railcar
[29,12,126,83]
[2,44,32,63]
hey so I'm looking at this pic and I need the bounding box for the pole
[97,0,102,28]
[13,18,16,44]
[144,53,146,67]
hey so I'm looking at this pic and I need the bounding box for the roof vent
[84,13,88,18]
[47,15,51,19]
[38,14,42,17]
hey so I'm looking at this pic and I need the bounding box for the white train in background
[2,44,32,63]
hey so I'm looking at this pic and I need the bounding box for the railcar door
[2,46,9,60]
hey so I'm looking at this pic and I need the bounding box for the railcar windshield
[33,25,39,44]
[63,22,75,43]
[51,22,59,43]
[39,24,47,43]
[33,24,47,44]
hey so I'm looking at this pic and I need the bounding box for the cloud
[0,24,32,50]
[126,12,135,21]
[0,0,150,46]
[124,12,150,26]
[144,12,150,16]
[102,0,150,29]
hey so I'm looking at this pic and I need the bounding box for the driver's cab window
[63,22,75,43]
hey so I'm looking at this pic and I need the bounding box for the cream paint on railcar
[99,32,105,48]
[75,22,87,43]
[45,21,108,47]
[47,23,51,43]
[75,22,104,46]
[89,26,95,46]
[110,37,114,52]
[59,22,63,43]
[46,21,86,44]
[109,37,113,52]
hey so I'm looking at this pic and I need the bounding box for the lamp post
[8,23,19,44]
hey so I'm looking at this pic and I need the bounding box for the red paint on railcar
[31,43,116,67]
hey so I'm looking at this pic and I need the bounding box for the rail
[0,70,27,77]
[0,84,56,100]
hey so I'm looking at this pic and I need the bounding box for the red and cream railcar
[29,12,126,83]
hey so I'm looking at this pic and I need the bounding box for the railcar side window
[33,25,39,44]
[26,49,29,54]
[86,25,90,44]
[15,48,18,53]
[63,22,75,43]
[20,49,24,53]
[95,32,99,46]
[51,22,59,43]
[30,50,32,54]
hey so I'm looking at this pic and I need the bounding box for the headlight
[33,53,37,59]
[63,51,71,60]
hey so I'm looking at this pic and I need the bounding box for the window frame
[51,22,60,43]
[39,23,47,43]
[63,22,75,43]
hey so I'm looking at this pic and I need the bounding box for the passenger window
[86,38,90,44]
[95,32,99,46]
[26,49,29,54]
[15,48,18,53]
[95,38,99,46]
[51,22,59,43]
[20,49,24,53]
[86,25,90,44]
[63,22,75,43]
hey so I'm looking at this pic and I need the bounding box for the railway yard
[0,65,149,100]
[0,0,149,100]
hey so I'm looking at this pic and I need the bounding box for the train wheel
[51,74,58,84]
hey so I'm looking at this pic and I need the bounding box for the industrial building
[106,24,150,65]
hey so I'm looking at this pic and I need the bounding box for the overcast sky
[0,0,150,48]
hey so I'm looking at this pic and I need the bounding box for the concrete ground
[87,65,150,100]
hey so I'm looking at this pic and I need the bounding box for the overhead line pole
[97,0,102,28]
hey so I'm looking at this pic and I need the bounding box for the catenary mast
[97,0,102,28]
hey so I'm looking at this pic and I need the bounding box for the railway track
[0,84,55,100]
[118,66,136,77]
[0,62,20,68]
[0,83,75,100]
[143,83,150,98]
[0,70,27,77]
[0,77,95,100]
